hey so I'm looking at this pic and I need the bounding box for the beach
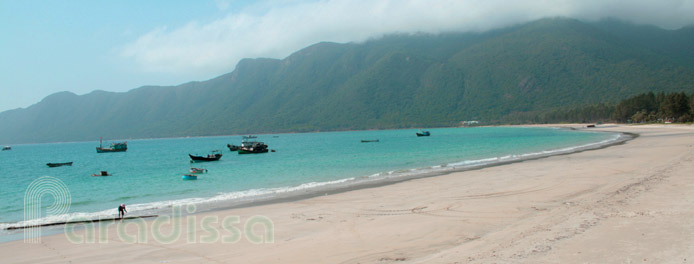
[2,124,692,263]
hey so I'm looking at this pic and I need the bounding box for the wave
[364,132,625,182]
[0,177,358,231]
[1,132,625,231]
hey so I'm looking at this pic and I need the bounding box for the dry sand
[2,124,692,263]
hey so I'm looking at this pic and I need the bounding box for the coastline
[2,124,693,263]
[208,126,632,212]
[0,125,625,233]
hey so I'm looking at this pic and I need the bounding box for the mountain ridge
[2,17,693,144]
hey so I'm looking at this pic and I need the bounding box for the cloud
[214,0,233,11]
[121,0,694,77]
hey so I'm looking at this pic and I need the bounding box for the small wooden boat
[416,131,430,137]
[189,151,222,162]
[361,139,379,143]
[96,137,127,153]
[2,146,11,151]
[189,167,208,174]
[47,162,73,167]
[182,174,198,180]
[92,171,111,176]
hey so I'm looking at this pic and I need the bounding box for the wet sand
[2,124,692,263]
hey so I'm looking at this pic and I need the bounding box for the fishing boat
[227,144,240,151]
[96,137,127,153]
[361,139,379,143]
[2,146,11,151]
[237,135,269,154]
[91,171,111,176]
[189,167,208,174]
[182,174,198,180]
[416,131,430,137]
[46,162,73,167]
[189,151,222,162]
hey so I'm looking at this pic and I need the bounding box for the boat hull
[189,154,222,162]
[47,162,73,167]
[238,148,269,154]
[96,147,127,153]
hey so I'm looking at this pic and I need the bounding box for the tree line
[500,91,694,124]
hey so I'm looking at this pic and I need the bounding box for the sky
[1,0,693,113]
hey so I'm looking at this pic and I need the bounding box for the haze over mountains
[2,18,693,144]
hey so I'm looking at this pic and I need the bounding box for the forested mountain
[1,18,693,144]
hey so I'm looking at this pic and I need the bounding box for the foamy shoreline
[2,124,693,263]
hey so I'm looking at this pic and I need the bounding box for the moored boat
[92,171,111,176]
[416,131,430,137]
[182,174,198,180]
[2,146,11,151]
[96,137,127,153]
[361,139,379,143]
[189,151,222,162]
[189,167,208,174]
[47,162,73,167]
[237,135,269,154]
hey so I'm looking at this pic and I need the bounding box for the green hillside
[1,18,693,144]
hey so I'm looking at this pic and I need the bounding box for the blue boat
[182,174,198,180]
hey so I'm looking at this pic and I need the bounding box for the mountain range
[1,18,693,144]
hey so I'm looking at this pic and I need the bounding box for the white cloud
[121,0,694,77]
[214,0,232,11]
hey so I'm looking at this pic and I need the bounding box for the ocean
[0,127,622,238]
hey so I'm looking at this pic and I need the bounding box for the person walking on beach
[118,204,127,219]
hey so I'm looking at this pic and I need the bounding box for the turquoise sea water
[0,127,621,234]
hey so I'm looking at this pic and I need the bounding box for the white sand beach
[2,124,693,263]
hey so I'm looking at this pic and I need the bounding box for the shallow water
[0,127,619,233]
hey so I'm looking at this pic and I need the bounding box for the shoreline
[208,127,633,212]
[1,125,627,235]
[3,124,692,263]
